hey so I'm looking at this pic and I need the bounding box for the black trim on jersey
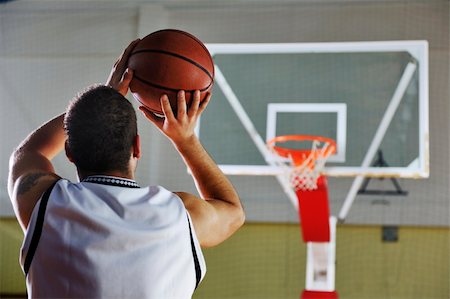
[24,180,59,276]
[82,176,140,188]
[187,215,202,289]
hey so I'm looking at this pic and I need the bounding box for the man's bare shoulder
[16,172,57,195]
[12,171,61,231]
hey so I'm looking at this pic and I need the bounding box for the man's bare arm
[174,135,244,247]
[8,114,65,231]
[140,90,245,247]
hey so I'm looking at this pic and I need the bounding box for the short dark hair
[64,85,137,174]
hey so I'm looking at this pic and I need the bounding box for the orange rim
[267,135,336,166]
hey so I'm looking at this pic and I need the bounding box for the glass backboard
[197,41,429,179]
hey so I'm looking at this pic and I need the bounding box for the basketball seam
[170,29,215,70]
[133,97,163,114]
[133,74,213,93]
[149,29,215,71]
[131,49,214,80]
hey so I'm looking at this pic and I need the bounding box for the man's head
[64,85,139,177]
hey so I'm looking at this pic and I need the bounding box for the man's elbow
[202,206,245,248]
[232,204,246,231]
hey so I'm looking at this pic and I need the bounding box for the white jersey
[20,176,206,299]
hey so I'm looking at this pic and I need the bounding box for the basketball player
[8,39,245,298]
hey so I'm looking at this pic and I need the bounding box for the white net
[268,139,335,191]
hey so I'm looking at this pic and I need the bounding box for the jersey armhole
[186,213,202,289]
[23,180,60,275]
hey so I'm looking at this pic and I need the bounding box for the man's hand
[106,39,140,96]
[139,90,211,146]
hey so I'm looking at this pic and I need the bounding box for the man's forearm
[15,113,66,160]
[9,113,66,195]
[175,136,240,206]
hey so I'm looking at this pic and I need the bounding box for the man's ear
[133,134,141,159]
[65,141,75,163]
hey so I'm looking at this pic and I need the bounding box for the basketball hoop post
[267,135,338,295]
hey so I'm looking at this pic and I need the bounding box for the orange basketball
[128,29,214,115]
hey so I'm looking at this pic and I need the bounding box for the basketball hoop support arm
[338,61,417,221]
[214,66,299,210]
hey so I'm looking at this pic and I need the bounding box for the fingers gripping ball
[128,29,215,115]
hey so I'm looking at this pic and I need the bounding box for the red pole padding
[295,176,331,242]
[301,290,338,299]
